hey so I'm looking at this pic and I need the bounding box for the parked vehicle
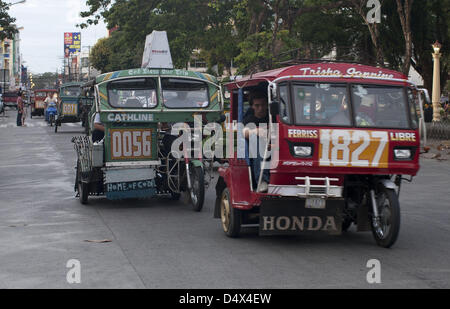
[0,95,4,115]
[54,82,83,132]
[31,89,56,118]
[215,63,423,248]
[2,92,18,109]
[72,68,223,210]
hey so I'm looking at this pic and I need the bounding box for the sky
[8,0,108,74]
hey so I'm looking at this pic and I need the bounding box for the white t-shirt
[94,113,101,124]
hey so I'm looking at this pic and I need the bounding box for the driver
[356,95,376,126]
[243,91,270,192]
[92,113,105,143]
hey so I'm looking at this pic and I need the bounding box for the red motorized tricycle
[215,63,423,248]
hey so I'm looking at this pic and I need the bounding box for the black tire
[170,192,181,200]
[189,165,205,212]
[76,161,89,204]
[371,186,400,248]
[220,188,242,237]
[49,115,54,127]
[55,123,58,133]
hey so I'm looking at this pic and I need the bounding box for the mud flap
[259,198,345,236]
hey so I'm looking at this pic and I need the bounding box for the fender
[214,176,227,218]
[379,179,397,190]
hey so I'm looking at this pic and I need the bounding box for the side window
[407,88,419,129]
[278,84,291,123]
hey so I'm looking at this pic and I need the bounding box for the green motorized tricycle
[55,82,83,133]
[72,68,223,211]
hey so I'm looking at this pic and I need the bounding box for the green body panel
[91,68,224,164]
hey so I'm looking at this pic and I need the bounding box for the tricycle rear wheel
[220,188,242,237]
[189,165,205,212]
[76,161,89,205]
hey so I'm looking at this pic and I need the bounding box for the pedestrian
[16,90,24,127]
[21,92,27,126]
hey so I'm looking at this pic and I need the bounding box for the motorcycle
[45,102,58,126]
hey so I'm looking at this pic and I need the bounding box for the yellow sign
[62,103,77,116]
[319,129,389,168]
[110,129,153,160]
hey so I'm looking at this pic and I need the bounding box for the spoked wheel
[189,165,205,212]
[76,161,89,205]
[371,186,400,248]
[220,188,242,237]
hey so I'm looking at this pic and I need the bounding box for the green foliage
[0,1,17,41]
[81,0,450,92]
[32,72,59,90]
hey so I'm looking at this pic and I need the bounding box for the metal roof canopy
[226,63,411,90]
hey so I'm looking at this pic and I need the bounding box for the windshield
[162,78,209,109]
[292,83,351,126]
[351,85,409,129]
[107,78,157,109]
[61,86,81,97]
[284,83,412,129]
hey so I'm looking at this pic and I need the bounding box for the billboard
[64,32,81,58]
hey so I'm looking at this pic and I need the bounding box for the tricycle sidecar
[215,63,423,248]
[55,82,83,132]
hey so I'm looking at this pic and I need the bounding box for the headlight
[294,146,312,157]
[394,149,411,159]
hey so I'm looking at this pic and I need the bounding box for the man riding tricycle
[31,89,56,118]
[79,81,95,135]
[215,63,423,248]
[55,82,83,132]
[72,67,223,210]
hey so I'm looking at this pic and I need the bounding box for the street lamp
[432,41,442,122]
[6,0,26,6]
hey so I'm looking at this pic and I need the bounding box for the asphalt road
[0,107,449,289]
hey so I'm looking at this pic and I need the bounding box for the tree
[33,72,59,90]
[0,1,17,40]
[395,0,414,75]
